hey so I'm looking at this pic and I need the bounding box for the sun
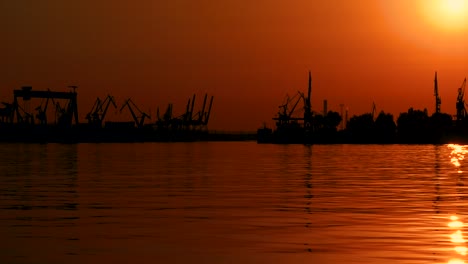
[422,0,468,32]
[442,0,466,16]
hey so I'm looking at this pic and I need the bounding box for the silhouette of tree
[429,112,453,143]
[397,108,430,143]
[375,111,396,143]
[324,111,342,130]
[347,113,375,143]
[312,111,342,143]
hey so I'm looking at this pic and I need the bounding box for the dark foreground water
[0,142,468,264]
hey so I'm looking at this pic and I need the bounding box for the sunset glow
[2,1,468,130]
[422,0,468,32]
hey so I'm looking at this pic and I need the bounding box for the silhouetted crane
[86,97,102,124]
[456,78,467,121]
[86,95,117,127]
[435,72,441,114]
[203,95,213,126]
[120,98,150,129]
[304,71,312,130]
[35,92,51,125]
[274,92,304,127]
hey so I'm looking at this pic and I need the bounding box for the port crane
[86,95,117,127]
[120,98,150,129]
[273,92,304,127]
[35,91,52,125]
[202,95,213,126]
[193,94,208,126]
[86,97,102,124]
[456,78,467,121]
[184,94,197,125]
[272,72,313,130]
[189,93,213,128]
[155,93,213,131]
[156,103,173,129]
[157,103,173,122]
[181,93,213,129]
[434,72,441,114]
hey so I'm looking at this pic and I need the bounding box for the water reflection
[448,215,466,264]
[5,143,468,263]
[447,144,468,264]
[448,144,468,173]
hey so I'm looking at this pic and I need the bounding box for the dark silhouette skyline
[1,1,468,130]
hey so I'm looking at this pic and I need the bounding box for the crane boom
[101,95,117,123]
[288,92,302,117]
[204,96,213,125]
[199,93,208,122]
[120,98,150,128]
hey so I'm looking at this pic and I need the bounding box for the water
[0,142,467,264]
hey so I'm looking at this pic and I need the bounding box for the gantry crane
[120,98,150,129]
[456,78,467,121]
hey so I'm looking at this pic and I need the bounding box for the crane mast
[304,71,312,129]
[434,72,441,114]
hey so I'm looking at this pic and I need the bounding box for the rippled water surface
[1,142,468,263]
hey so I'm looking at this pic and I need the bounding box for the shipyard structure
[258,71,468,144]
[0,86,214,143]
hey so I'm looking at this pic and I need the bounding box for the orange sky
[1,0,468,130]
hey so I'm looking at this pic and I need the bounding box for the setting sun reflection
[455,246,468,256]
[451,230,465,243]
[450,221,464,229]
[448,144,468,172]
[449,259,466,264]
[448,215,467,263]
